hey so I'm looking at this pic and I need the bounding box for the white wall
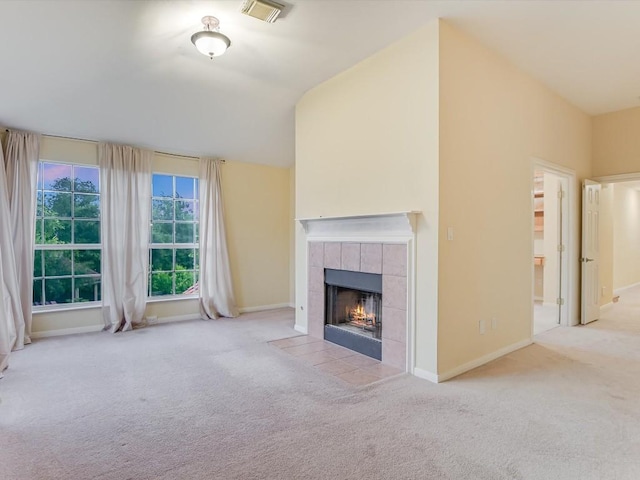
[599,183,614,305]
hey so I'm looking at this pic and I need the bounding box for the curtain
[0,141,26,376]
[99,143,152,332]
[3,130,39,347]
[198,158,238,319]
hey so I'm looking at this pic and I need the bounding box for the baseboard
[238,303,293,313]
[30,306,294,338]
[433,338,533,383]
[294,324,308,334]
[31,324,103,339]
[413,367,438,383]
[614,282,640,294]
[600,302,614,313]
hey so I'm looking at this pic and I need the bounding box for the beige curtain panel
[198,157,238,319]
[3,130,39,348]
[99,143,152,332]
[0,138,27,376]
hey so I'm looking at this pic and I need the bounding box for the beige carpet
[1,303,640,480]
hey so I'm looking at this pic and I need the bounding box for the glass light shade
[191,31,231,58]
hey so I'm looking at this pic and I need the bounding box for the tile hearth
[269,335,403,386]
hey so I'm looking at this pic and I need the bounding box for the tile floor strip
[269,335,403,386]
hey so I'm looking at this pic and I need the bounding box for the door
[556,179,565,324]
[581,180,601,324]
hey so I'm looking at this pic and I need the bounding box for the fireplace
[324,269,382,360]
[305,234,412,371]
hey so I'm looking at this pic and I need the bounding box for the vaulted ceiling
[1,1,639,167]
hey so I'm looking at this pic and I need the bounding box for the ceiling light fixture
[191,16,231,59]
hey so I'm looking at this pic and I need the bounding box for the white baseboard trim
[30,305,295,338]
[614,282,640,294]
[31,324,103,339]
[600,302,614,313]
[238,303,293,313]
[294,324,308,334]
[424,338,533,383]
[413,367,439,383]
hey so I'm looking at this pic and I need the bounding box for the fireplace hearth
[324,269,382,360]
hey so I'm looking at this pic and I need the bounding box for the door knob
[581,257,594,263]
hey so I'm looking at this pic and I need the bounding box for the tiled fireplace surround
[307,242,408,370]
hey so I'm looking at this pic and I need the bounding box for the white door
[556,179,565,324]
[581,180,601,324]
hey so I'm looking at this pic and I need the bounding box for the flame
[346,302,376,328]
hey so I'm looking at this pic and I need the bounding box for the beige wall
[295,22,440,373]
[31,135,291,334]
[437,22,591,373]
[221,160,290,310]
[593,107,640,177]
[612,184,640,291]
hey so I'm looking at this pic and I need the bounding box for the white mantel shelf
[298,211,421,238]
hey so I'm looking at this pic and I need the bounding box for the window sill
[147,294,198,304]
[32,295,198,314]
[33,302,102,314]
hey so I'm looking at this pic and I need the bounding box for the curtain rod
[3,129,225,163]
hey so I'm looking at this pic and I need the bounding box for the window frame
[148,173,200,300]
[33,160,102,310]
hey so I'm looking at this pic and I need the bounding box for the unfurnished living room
[2,1,640,479]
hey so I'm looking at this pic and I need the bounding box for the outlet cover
[479,319,486,335]
[491,317,497,330]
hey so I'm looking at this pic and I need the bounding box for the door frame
[592,172,640,314]
[531,159,577,337]
[593,172,640,184]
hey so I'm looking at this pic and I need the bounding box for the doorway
[532,161,573,335]
[593,176,640,312]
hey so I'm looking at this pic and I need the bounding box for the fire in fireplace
[328,287,381,339]
[324,269,382,359]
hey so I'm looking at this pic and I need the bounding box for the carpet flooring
[1,302,640,479]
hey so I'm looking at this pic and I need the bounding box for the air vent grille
[240,0,284,23]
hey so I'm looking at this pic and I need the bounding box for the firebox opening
[324,269,383,360]
[326,286,381,339]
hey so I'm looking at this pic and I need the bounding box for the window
[33,162,101,306]
[149,174,199,297]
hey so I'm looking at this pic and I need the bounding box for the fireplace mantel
[298,211,420,238]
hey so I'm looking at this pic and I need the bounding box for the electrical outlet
[491,317,497,330]
[479,319,486,335]
[147,315,158,325]
[601,286,606,297]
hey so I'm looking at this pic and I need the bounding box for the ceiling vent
[240,0,284,23]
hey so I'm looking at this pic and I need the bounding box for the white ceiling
[1,0,640,168]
